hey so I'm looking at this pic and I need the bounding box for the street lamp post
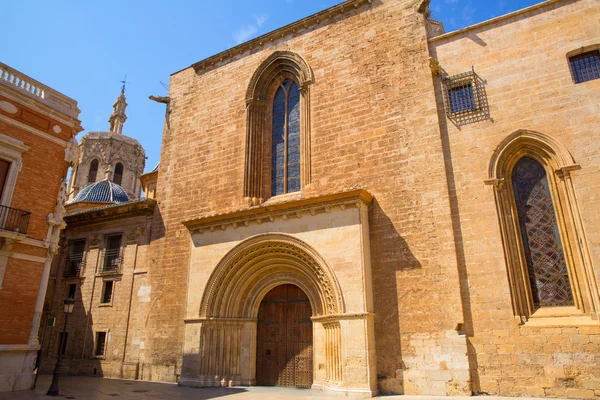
[46,298,75,396]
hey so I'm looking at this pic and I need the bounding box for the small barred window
[569,50,600,84]
[442,70,480,117]
[448,84,476,114]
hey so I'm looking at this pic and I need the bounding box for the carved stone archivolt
[199,233,344,319]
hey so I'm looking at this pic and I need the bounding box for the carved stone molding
[184,188,372,235]
[311,312,375,323]
[199,233,345,319]
[126,227,145,243]
[88,234,102,247]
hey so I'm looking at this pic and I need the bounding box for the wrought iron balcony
[100,248,122,274]
[0,204,31,234]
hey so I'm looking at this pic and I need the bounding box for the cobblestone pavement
[0,376,569,400]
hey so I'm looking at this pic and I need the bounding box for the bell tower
[68,85,146,201]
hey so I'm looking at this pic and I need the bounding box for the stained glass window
[271,80,301,196]
[512,157,574,308]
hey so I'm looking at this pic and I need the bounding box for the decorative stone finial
[108,84,128,135]
[104,166,113,180]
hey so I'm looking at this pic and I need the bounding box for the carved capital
[555,164,581,181]
[484,178,506,192]
[126,227,145,242]
[89,234,102,247]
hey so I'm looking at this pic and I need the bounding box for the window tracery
[272,80,300,196]
[511,156,574,308]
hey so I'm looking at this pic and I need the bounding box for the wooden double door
[256,284,313,388]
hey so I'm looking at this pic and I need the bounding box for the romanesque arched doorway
[256,284,312,388]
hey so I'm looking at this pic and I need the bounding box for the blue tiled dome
[70,179,129,204]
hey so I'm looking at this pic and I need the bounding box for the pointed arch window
[244,51,313,205]
[88,159,99,183]
[114,162,124,185]
[271,80,300,196]
[487,130,600,323]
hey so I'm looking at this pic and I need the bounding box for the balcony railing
[100,248,122,274]
[0,62,79,119]
[0,204,31,234]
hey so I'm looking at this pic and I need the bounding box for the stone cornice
[65,199,156,226]
[183,188,373,235]
[175,0,373,76]
[0,62,80,122]
[312,312,375,323]
[428,0,569,43]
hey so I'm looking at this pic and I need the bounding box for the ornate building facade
[0,62,81,391]
[41,0,600,398]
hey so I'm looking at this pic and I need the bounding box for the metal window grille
[0,204,31,234]
[569,50,600,84]
[64,240,86,277]
[442,70,480,117]
[95,332,107,356]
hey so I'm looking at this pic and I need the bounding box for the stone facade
[40,0,600,398]
[428,0,600,397]
[0,62,81,391]
[40,200,155,380]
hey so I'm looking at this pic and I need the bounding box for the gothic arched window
[244,51,314,206]
[511,157,574,308]
[114,162,124,185]
[487,130,600,322]
[88,159,99,183]
[271,80,300,196]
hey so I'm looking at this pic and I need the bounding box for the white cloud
[254,14,267,28]
[462,2,476,22]
[233,24,258,44]
[232,14,268,44]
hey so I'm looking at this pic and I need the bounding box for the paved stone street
[0,375,570,400]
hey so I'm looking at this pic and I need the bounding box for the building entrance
[256,284,313,388]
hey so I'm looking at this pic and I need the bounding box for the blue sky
[3,0,542,173]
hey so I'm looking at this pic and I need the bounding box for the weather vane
[120,73,128,93]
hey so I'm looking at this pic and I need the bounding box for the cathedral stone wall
[149,0,470,394]
[429,0,600,397]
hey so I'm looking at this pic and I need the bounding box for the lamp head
[63,298,75,314]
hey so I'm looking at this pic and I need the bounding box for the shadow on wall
[429,46,481,394]
[369,199,422,394]
[38,279,104,380]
